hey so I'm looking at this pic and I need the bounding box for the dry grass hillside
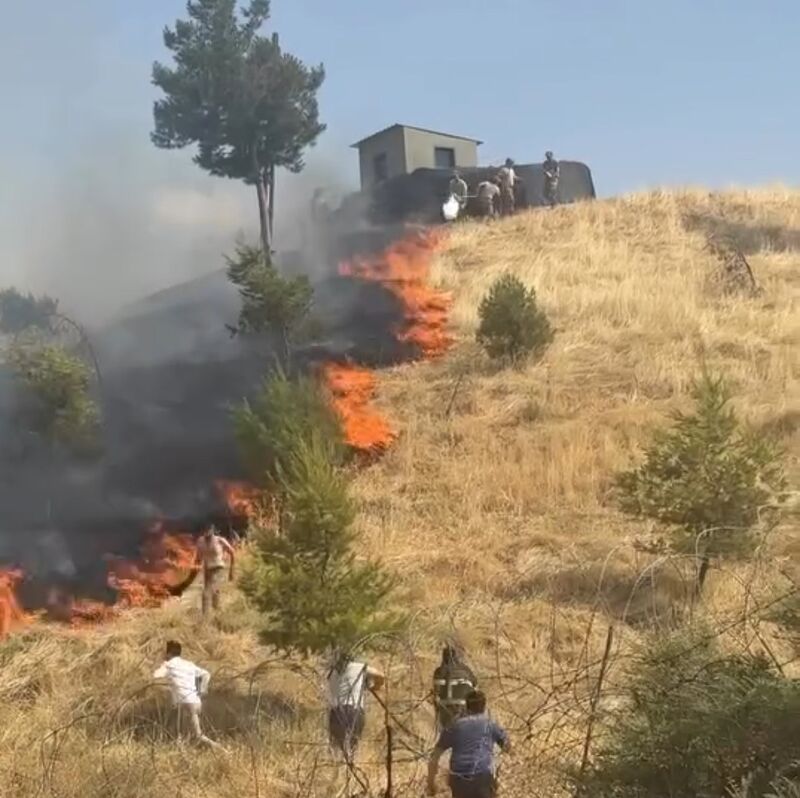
[1,189,798,798]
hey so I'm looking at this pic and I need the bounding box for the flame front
[107,521,197,608]
[215,479,262,521]
[0,230,450,637]
[324,230,451,452]
[0,569,27,637]
[338,229,453,358]
[321,363,397,454]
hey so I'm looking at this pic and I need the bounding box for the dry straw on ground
[0,189,798,797]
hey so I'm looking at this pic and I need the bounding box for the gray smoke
[3,127,356,328]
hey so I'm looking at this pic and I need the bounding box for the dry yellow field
[1,189,798,797]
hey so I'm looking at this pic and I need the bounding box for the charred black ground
[0,225,422,606]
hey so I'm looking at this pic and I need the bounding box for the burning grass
[321,228,453,454]
[0,188,798,797]
[320,362,397,454]
[0,569,27,637]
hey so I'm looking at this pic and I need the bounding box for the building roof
[351,123,483,148]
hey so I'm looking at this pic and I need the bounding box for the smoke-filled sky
[1,0,798,320]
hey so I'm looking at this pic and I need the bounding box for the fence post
[576,625,614,796]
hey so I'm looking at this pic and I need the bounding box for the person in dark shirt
[543,151,560,207]
[427,690,510,798]
[433,645,478,731]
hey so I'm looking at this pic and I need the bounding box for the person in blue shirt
[427,689,511,798]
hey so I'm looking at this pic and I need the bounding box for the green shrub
[476,274,553,362]
[616,372,786,593]
[8,342,100,455]
[0,288,57,335]
[226,244,313,367]
[580,631,800,798]
[232,370,344,492]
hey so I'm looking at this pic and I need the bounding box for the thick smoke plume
[0,138,414,613]
[3,130,355,327]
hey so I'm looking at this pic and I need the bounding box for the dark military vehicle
[331,161,595,227]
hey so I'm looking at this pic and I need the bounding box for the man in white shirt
[153,639,222,749]
[194,527,235,617]
[327,650,385,760]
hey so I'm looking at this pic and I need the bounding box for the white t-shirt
[328,661,370,710]
[153,656,210,706]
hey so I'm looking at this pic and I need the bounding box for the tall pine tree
[234,373,397,655]
[151,0,325,257]
[240,434,397,655]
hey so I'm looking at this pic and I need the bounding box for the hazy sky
[1,1,798,318]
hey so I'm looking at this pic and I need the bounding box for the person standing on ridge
[496,158,517,216]
[427,689,510,798]
[543,151,560,207]
[327,649,385,761]
[449,170,469,210]
[153,639,223,749]
[194,526,235,617]
[433,645,478,732]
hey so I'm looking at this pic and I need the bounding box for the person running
[194,527,235,617]
[427,690,510,798]
[327,649,385,761]
[152,639,223,749]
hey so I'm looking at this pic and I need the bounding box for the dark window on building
[434,147,456,169]
[373,152,388,182]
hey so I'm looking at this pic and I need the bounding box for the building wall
[357,126,407,190]
[403,128,478,172]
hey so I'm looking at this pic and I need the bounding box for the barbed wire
[3,543,798,798]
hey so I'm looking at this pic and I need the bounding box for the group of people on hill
[153,583,509,798]
[447,151,561,220]
[152,513,509,797]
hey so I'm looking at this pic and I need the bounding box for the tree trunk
[268,163,276,251]
[255,173,271,261]
[695,553,711,597]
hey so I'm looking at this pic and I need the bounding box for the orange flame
[321,363,397,454]
[0,569,28,637]
[106,520,197,609]
[323,230,451,452]
[338,229,453,358]
[215,479,261,521]
[0,231,451,637]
